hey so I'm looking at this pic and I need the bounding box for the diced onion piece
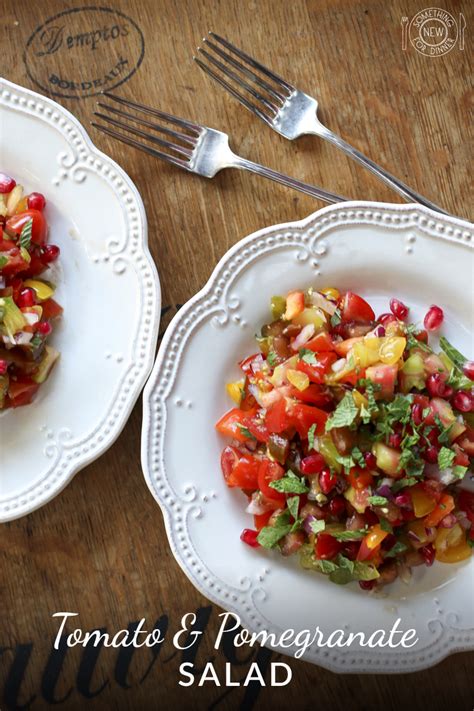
[291,323,315,351]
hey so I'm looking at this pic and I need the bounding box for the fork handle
[316,127,449,215]
[232,156,347,204]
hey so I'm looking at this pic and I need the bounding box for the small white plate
[142,202,473,673]
[0,78,161,521]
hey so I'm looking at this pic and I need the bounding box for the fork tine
[96,101,197,147]
[91,122,190,170]
[102,92,203,136]
[194,56,274,127]
[197,47,279,115]
[93,112,193,159]
[208,32,295,94]
[202,37,287,104]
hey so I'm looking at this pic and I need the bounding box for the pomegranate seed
[240,529,260,547]
[414,329,429,344]
[426,372,451,398]
[378,312,397,327]
[452,391,472,413]
[389,298,409,319]
[364,451,377,469]
[0,173,16,193]
[41,244,60,263]
[0,359,8,375]
[364,509,379,526]
[394,493,412,509]
[423,445,439,463]
[301,453,326,475]
[319,468,337,494]
[424,305,444,332]
[328,495,346,517]
[463,361,474,381]
[27,192,46,211]
[389,433,402,448]
[17,288,35,308]
[37,321,52,336]
[420,544,435,566]
[342,541,359,560]
[426,428,440,446]
[359,580,376,590]
[411,403,423,426]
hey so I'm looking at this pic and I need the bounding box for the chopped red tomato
[357,524,388,561]
[265,398,290,434]
[296,352,337,383]
[347,468,374,490]
[341,292,375,323]
[288,402,328,438]
[315,534,342,560]
[5,209,47,245]
[257,460,286,504]
[221,446,260,489]
[216,408,256,443]
[304,332,335,352]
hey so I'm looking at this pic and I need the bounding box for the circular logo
[409,7,458,56]
[24,6,145,99]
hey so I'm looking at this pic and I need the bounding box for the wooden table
[1,0,472,708]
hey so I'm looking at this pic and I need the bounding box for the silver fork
[195,32,448,215]
[91,93,347,205]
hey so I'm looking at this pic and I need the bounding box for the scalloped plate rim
[141,201,473,673]
[0,77,161,522]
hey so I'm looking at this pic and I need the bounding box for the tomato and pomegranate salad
[0,172,62,409]
[216,287,474,590]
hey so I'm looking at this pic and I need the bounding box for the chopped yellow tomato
[23,279,55,301]
[226,380,244,406]
[352,389,369,409]
[286,369,310,391]
[319,287,340,301]
[379,336,406,365]
[410,484,437,518]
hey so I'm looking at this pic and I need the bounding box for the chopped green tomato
[319,434,342,473]
[270,295,286,320]
[0,296,27,337]
[372,442,401,476]
[32,346,60,384]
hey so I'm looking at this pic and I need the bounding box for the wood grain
[0,0,472,708]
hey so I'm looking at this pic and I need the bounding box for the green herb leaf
[384,541,408,558]
[439,336,466,370]
[0,255,8,269]
[315,558,339,574]
[266,350,278,367]
[434,415,454,445]
[392,476,418,492]
[30,333,43,349]
[330,529,367,541]
[368,495,389,506]
[405,459,425,478]
[310,519,326,534]
[330,308,342,327]
[287,495,300,522]
[447,368,473,391]
[325,393,358,431]
[351,446,366,468]
[299,348,317,365]
[336,453,355,474]
[19,218,33,250]
[257,522,291,548]
[437,446,456,470]
[379,518,393,533]
[269,470,309,494]
[307,423,316,451]
[452,465,468,480]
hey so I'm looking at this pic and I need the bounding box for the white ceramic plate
[0,79,160,521]
[142,202,473,673]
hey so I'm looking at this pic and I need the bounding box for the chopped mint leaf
[257,522,291,548]
[392,476,418,492]
[422,407,431,419]
[447,368,473,391]
[315,558,339,574]
[19,218,33,250]
[384,541,408,558]
[299,348,317,365]
[405,324,432,352]
[379,518,393,533]
[351,446,366,468]
[452,465,468,480]
[310,519,326,534]
[405,459,425,478]
[336,453,355,474]
[437,446,456,470]
[386,395,412,425]
[368,495,389,506]
[325,393,358,431]
[434,415,453,445]
[307,423,316,451]
[287,495,300,521]
[0,255,8,269]
[266,350,278,367]
[330,308,341,327]
[439,336,466,370]
[330,529,367,541]
[30,333,43,349]
[402,430,420,449]
[269,471,309,494]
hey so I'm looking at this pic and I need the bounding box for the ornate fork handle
[232,155,346,204]
[313,122,449,214]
